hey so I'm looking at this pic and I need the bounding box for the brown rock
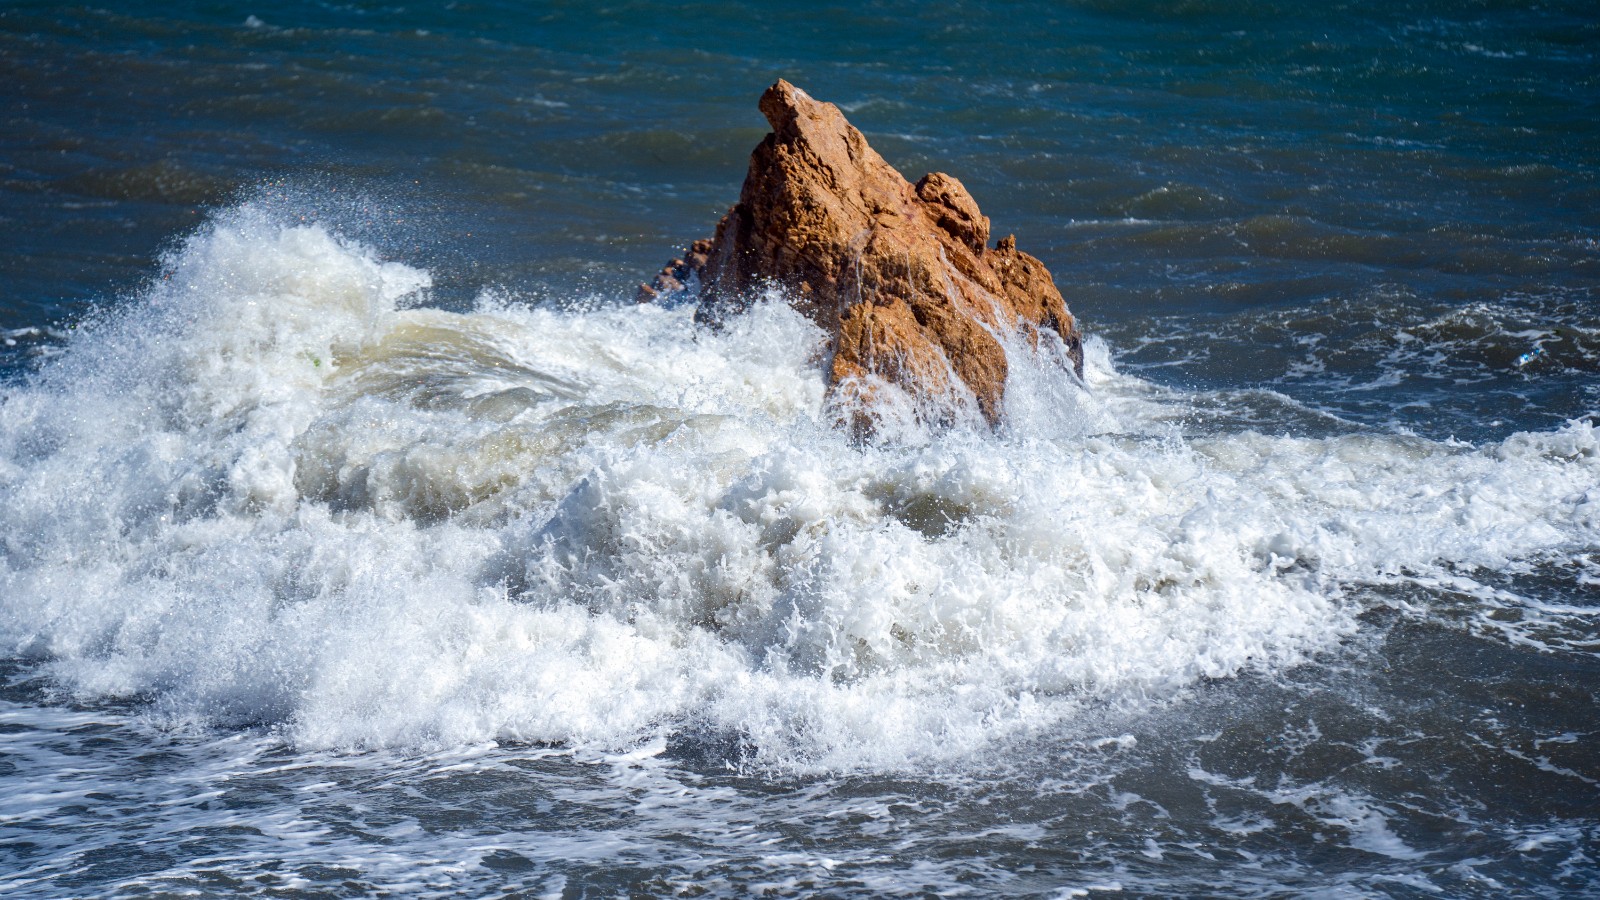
[645,80,1083,429]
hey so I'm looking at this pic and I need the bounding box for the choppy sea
[2,2,1597,896]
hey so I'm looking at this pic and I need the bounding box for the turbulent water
[3,2,1598,897]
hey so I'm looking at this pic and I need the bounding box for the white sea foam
[1,205,1596,770]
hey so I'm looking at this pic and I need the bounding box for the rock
[641,79,1083,429]
[636,239,712,303]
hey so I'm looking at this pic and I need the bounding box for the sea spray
[1,204,1596,772]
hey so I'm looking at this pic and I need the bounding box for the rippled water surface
[2,2,1597,897]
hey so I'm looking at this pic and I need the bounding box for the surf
[1,200,1594,773]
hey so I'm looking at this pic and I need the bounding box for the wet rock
[641,80,1083,429]
[636,238,712,303]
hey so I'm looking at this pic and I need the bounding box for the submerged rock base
[641,80,1083,429]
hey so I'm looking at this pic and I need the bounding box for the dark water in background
[2,2,1598,897]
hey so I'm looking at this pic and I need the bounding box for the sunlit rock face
[641,79,1084,431]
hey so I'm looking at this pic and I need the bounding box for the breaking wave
[1,202,1595,771]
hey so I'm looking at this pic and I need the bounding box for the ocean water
[1,2,1597,897]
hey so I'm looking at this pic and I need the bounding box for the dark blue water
[2,2,1597,896]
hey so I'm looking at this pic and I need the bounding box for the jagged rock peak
[640,79,1084,431]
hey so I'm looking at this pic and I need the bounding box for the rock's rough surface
[640,80,1083,428]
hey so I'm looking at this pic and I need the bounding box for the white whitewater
[2,204,1595,772]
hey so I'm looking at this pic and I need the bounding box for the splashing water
[1,204,1596,779]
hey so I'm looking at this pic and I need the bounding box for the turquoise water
[1,2,1597,896]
